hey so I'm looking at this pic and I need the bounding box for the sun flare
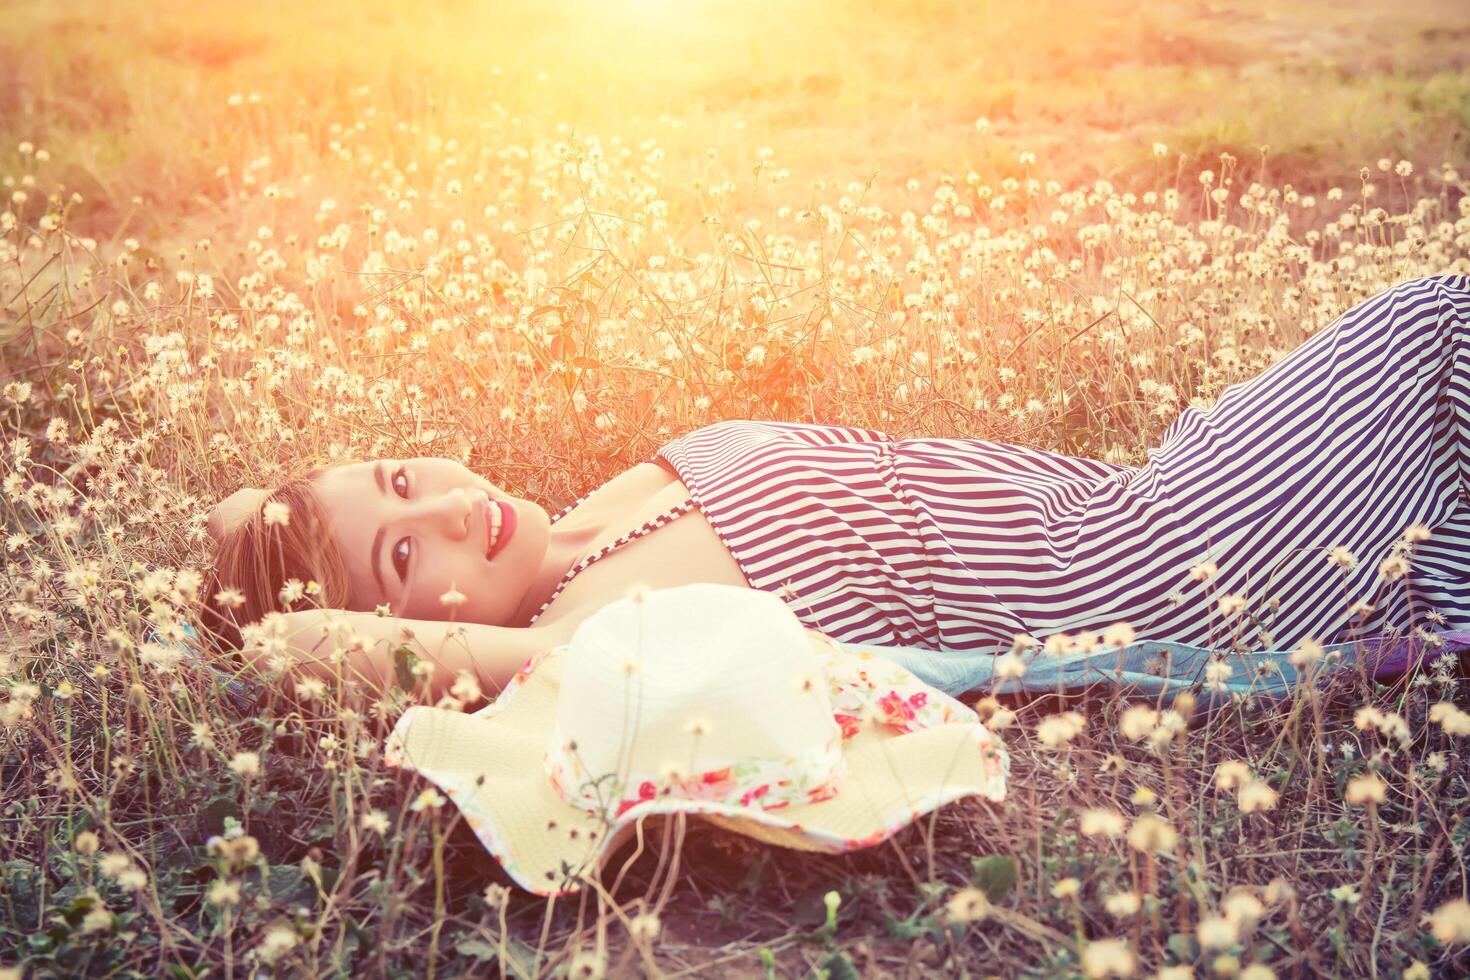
[2,0,1469,974]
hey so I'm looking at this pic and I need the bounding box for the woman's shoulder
[555,460,680,531]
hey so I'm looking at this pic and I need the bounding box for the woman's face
[311,457,550,626]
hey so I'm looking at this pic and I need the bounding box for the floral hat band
[385,583,1010,896]
[543,726,846,818]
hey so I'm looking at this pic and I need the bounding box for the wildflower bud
[1205,660,1233,691]
[291,678,325,703]
[1354,705,1386,731]
[2,381,33,406]
[823,889,841,923]
[79,906,113,935]
[99,852,131,879]
[450,671,483,703]
[1080,939,1136,978]
[1289,638,1324,669]
[261,501,291,527]
[1429,701,1470,736]
[1197,915,1239,950]
[1172,692,1196,721]
[1428,897,1470,945]
[1119,705,1159,741]
[438,587,467,608]
[1035,710,1085,748]
[1222,889,1265,929]
[1128,813,1177,854]
[1079,808,1126,838]
[1380,712,1410,743]
[256,924,300,966]
[1148,710,1187,748]
[1211,954,1242,977]
[628,912,662,943]
[994,652,1026,679]
[1189,559,1219,582]
[1262,877,1295,907]
[208,879,242,906]
[1403,523,1431,543]
[1050,877,1081,899]
[116,867,148,892]
[1237,780,1279,813]
[1379,554,1410,581]
[945,886,990,923]
[1008,632,1037,656]
[1214,760,1252,791]
[1104,891,1142,917]
[483,883,510,909]
[1344,773,1387,806]
[409,788,446,812]
[74,831,101,855]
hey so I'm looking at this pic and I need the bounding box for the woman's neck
[507,518,604,629]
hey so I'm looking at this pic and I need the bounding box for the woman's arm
[241,607,573,701]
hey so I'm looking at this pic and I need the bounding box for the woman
[204,275,1470,699]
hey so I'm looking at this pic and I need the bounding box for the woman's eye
[392,538,412,581]
[392,467,410,498]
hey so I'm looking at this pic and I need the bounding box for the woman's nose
[411,488,472,539]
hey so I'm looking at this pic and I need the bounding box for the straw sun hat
[384,583,1010,896]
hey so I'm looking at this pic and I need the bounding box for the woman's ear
[206,487,270,545]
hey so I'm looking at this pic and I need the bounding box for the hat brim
[387,648,1008,896]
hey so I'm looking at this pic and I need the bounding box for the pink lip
[485,499,516,561]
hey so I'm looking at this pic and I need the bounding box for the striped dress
[548,275,1470,664]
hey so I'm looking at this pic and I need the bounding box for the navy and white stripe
[545,275,1470,659]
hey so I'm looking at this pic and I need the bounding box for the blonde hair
[199,472,352,651]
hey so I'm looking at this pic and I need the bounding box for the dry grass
[3,0,1470,976]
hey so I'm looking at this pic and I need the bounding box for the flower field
[2,0,1470,975]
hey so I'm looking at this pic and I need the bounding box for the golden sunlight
[2,0,1468,974]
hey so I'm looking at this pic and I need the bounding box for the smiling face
[311,457,552,626]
